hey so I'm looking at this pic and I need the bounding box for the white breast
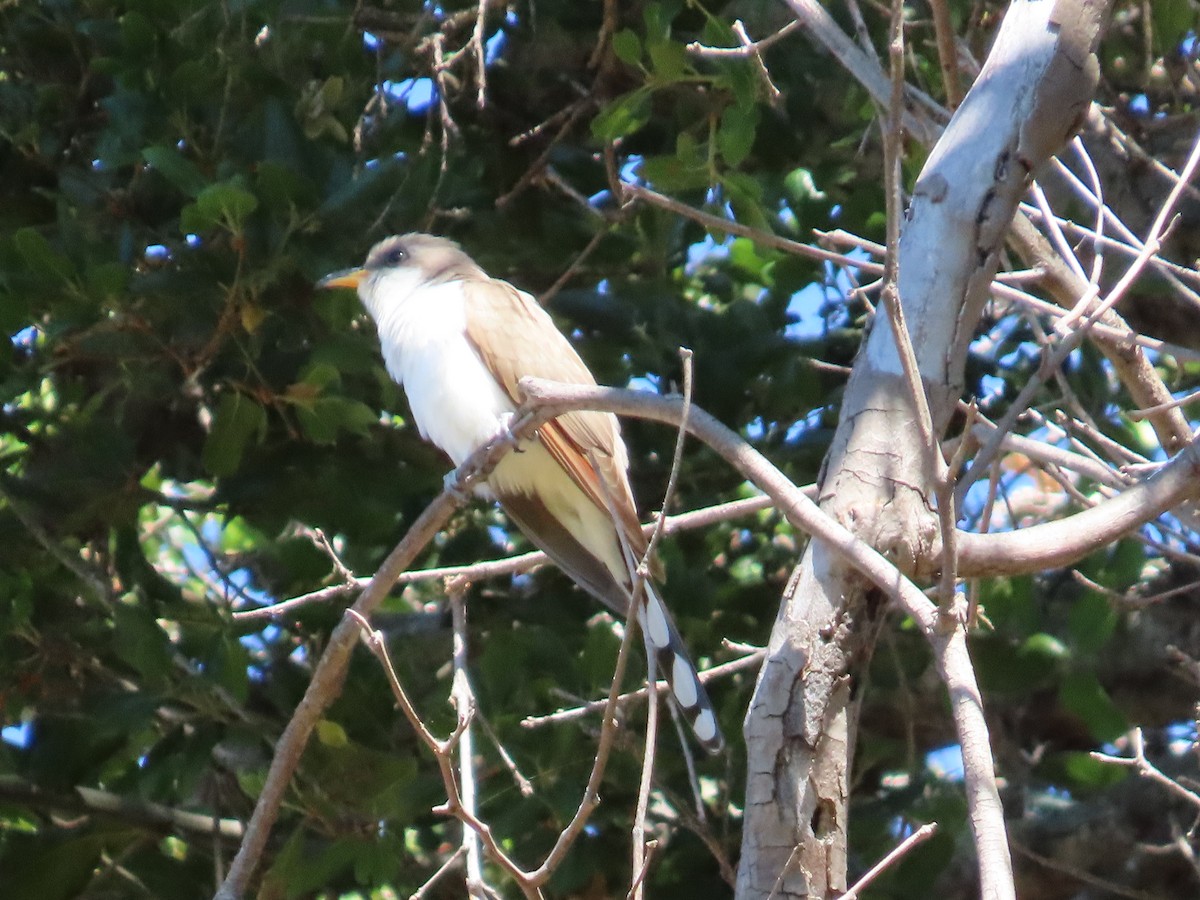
[363,272,515,466]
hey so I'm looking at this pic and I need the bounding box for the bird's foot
[492,412,525,454]
[442,469,473,503]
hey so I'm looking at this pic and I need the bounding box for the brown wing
[462,278,647,553]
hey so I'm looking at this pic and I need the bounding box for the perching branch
[515,378,1011,896]
[214,406,558,900]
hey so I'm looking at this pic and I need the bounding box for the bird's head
[317,233,483,316]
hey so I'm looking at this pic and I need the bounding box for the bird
[318,233,724,753]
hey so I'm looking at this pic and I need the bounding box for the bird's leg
[442,413,528,502]
[491,411,526,454]
[442,469,474,502]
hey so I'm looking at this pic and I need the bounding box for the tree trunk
[735,2,1110,897]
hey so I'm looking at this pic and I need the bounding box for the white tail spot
[672,656,698,707]
[693,708,718,743]
[644,596,670,649]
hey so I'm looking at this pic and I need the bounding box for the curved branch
[956,437,1200,577]
[516,378,1010,896]
[214,407,558,900]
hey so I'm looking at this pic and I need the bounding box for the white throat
[360,271,516,465]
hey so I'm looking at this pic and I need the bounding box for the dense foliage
[1,0,1198,897]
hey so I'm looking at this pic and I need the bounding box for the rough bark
[735,2,1111,897]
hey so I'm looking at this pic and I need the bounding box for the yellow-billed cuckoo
[319,234,723,752]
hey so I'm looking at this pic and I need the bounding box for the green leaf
[978,574,1035,633]
[0,834,106,900]
[202,392,267,476]
[142,145,207,196]
[1068,591,1117,656]
[1100,537,1145,590]
[296,396,379,444]
[729,554,763,585]
[784,167,826,203]
[12,227,74,282]
[1020,632,1069,663]
[316,719,349,748]
[591,88,653,141]
[640,154,712,192]
[642,0,679,46]
[183,180,259,233]
[85,262,129,301]
[112,603,173,684]
[206,634,251,702]
[298,362,342,390]
[612,29,642,66]
[1151,0,1191,53]
[648,41,687,81]
[1057,750,1128,790]
[720,105,758,170]
[1060,671,1127,742]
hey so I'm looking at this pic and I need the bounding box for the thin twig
[626,840,660,900]
[524,588,642,885]
[294,524,355,582]
[538,226,610,306]
[474,706,535,797]
[732,20,782,104]
[841,822,938,900]
[686,19,800,58]
[1128,387,1200,421]
[0,483,109,602]
[641,348,694,577]
[233,494,780,624]
[631,627,660,900]
[626,183,882,272]
[928,0,962,106]
[957,125,1200,508]
[348,610,537,897]
[410,846,467,900]
[1091,728,1200,811]
[470,0,488,109]
[520,648,765,729]
[1011,841,1166,900]
[448,580,489,898]
[215,406,558,900]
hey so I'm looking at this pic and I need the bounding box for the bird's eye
[384,246,407,267]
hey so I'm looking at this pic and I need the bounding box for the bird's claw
[493,412,525,454]
[443,469,472,502]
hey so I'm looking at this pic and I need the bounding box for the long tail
[638,584,725,753]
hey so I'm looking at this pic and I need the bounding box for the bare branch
[1091,728,1200,811]
[841,822,938,900]
[521,647,765,729]
[686,19,799,58]
[929,0,962,106]
[515,378,1010,894]
[233,495,780,624]
[448,581,489,898]
[630,626,660,900]
[957,434,1200,577]
[215,405,558,899]
[959,127,1200,506]
[625,183,882,272]
[410,847,467,900]
[0,777,244,841]
[781,0,941,143]
[641,348,693,577]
